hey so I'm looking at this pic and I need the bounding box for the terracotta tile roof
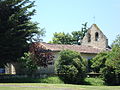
[37,42,103,54]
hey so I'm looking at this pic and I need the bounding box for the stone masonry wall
[81,24,108,50]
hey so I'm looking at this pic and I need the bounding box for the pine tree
[0,0,44,66]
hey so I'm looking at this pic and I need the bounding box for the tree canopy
[91,52,108,73]
[55,50,86,84]
[49,22,88,45]
[0,0,45,66]
[112,34,120,47]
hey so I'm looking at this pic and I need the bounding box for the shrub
[84,78,105,86]
[91,52,108,73]
[91,46,120,85]
[101,46,120,85]
[55,50,86,84]
[19,52,37,75]
[0,76,64,83]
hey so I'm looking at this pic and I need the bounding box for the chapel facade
[81,24,108,50]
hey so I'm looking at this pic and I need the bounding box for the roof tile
[37,42,103,54]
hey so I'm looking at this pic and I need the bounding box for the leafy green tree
[81,22,88,39]
[102,46,120,85]
[19,52,37,75]
[71,31,82,45]
[49,22,88,45]
[112,34,120,47]
[0,0,44,66]
[19,43,54,75]
[55,50,86,84]
[100,34,120,85]
[49,32,73,44]
[91,52,108,73]
[91,35,120,85]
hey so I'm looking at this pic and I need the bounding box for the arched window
[95,32,99,41]
[88,33,91,42]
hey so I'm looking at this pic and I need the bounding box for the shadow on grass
[0,76,64,84]
[0,77,106,86]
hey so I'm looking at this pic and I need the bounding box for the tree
[49,22,88,45]
[55,50,86,84]
[91,52,108,73]
[71,31,82,45]
[102,46,120,85]
[29,43,54,67]
[19,52,37,75]
[91,34,120,85]
[81,22,88,39]
[49,32,73,44]
[18,43,54,75]
[112,34,120,47]
[0,0,45,66]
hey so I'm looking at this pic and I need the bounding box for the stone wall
[36,52,97,74]
[81,24,108,50]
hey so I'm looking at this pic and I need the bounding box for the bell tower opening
[88,33,91,42]
[95,32,99,41]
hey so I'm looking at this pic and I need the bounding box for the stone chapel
[4,24,111,74]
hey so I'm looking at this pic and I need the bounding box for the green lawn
[0,83,120,90]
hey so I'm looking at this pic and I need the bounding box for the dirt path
[0,84,76,90]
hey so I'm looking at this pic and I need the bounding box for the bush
[19,52,37,75]
[84,78,105,86]
[40,76,64,84]
[101,47,120,85]
[0,76,64,84]
[55,50,86,84]
[91,46,120,85]
[91,52,108,73]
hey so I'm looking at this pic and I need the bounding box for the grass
[0,83,120,90]
[84,77,105,86]
[0,76,64,84]
[0,77,120,90]
[40,76,64,84]
[0,76,105,85]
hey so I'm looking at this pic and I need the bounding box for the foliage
[91,52,108,73]
[49,32,73,44]
[30,43,54,67]
[18,43,54,74]
[91,45,120,85]
[91,34,120,85]
[71,31,83,45]
[40,76,64,84]
[55,50,86,84]
[0,76,105,86]
[103,35,120,85]
[19,52,37,75]
[0,76,64,83]
[84,78,105,86]
[102,46,120,85]
[0,0,45,66]
[111,34,120,47]
[49,22,88,45]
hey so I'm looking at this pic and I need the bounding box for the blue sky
[31,0,120,45]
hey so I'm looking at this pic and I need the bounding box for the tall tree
[49,22,88,45]
[49,32,73,44]
[0,0,44,66]
[112,34,120,47]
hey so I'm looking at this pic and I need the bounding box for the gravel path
[0,84,75,90]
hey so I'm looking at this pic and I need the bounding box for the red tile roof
[37,42,103,54]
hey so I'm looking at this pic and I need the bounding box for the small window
[95,32,99,41]
[88,33,91,42]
